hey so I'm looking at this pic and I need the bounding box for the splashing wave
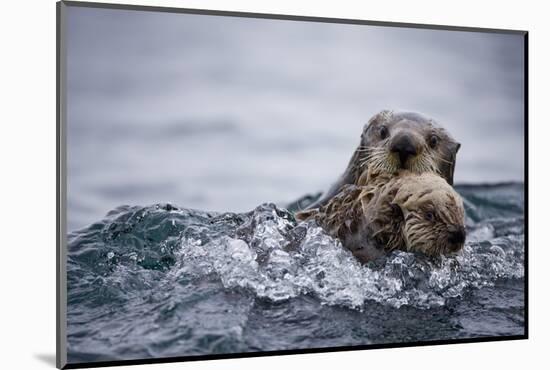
[68,187,524,312]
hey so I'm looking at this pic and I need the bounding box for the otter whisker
[360,153,379,167]
[360,150,387,169]
[416,154,440,175]
[432,153,454,165]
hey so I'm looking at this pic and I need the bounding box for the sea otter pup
[296,170,466,263]
[309,110,461,209]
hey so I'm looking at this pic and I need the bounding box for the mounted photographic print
[56,1,528,368]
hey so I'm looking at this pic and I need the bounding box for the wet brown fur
[296,170,466,263]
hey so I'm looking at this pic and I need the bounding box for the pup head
[392,172,466,256]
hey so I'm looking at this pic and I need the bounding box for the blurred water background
[66,6,525,232]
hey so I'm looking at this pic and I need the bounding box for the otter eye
[380,126,389,140]
[429,135,439,148]
[425,211,435,222]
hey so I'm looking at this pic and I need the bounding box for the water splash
[66,184,524,362]
[68,188,524,312]
[172,210,523,310]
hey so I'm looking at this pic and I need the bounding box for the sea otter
[308,110,461,209]
[296,170,466,263]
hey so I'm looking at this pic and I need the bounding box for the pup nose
[447,225,466,245]
[390,135,417,167]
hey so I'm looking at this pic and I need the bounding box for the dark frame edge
[523,32,529,338]
[63,335,527,369]
[57,1,68,369]
[61,0,527,35]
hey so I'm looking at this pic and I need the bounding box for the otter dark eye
[429,135,439,148]
[380,126,389,140]
[425,212,435,222]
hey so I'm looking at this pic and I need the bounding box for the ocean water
[66,182,525,364]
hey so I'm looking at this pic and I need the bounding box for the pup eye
[429,135,439,148]
[425,212,435,222]
[380,126,389,139]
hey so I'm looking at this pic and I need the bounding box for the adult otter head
[356,110,461,185]
[391,172,466,256]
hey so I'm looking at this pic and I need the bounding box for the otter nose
[447,225,466,245]
[390,135,417,167]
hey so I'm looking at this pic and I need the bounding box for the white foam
[175,212,524,310]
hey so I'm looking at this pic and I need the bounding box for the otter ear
[443,142,460,186]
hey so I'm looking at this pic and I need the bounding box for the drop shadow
[34,353,57,367]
